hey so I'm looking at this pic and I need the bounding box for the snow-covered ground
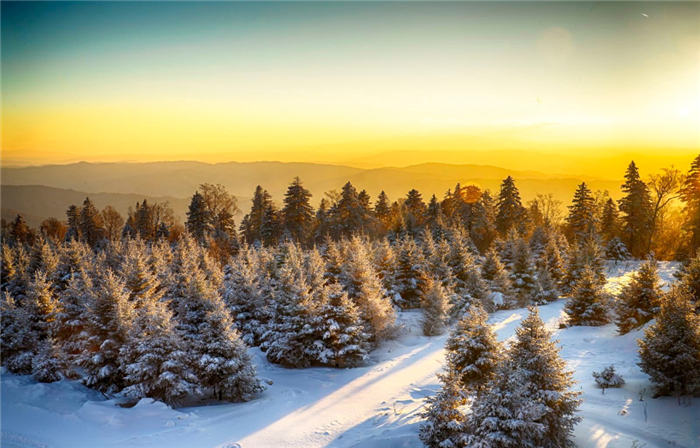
[3,261,698,448]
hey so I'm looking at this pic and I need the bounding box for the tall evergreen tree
[419,367,469,448]
[79,197,104,247]
[505,307,582,447]
[186,191,210,241]
[638,285,700,397]
[420,278,451,336]
[600,198,620,243]
[566,182,598,239]
[120,299,197,405]
[618,161,653,257]
[680,155,700,257]
[564,267,610,326]
[197,294,265,401]
[615,258,662,334]
[81,271,135,393]
[374,191,392,226]
[282,177,315,245]
[445,303,501,393]
[496,176,526,235]
[465,359,548,448]
[314,283,370,368]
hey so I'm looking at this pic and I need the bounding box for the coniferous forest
[3,157,700,447]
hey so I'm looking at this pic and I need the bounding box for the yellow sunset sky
[1,2,698,170]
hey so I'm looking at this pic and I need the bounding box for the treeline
[4,158,700,261]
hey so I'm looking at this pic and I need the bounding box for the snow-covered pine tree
[31,338,64,383]
[562,234,606,294]
[1,292,37,374]
[197,293,265,402]
[566,182,598,239]
[605,236,630,263]
[615,258,662,334]
[496,176,526,236]
[540,238,566,286]
[533,266,560,305]
[25,270,60,340]
[372,238,399,302]
[282,176,315,245]
[638,285,700,397]
[341,237,397,342]
[592,365,625,392]
[119,238,163,308]
[619,161,653,258]
[480,248,504,283]
[509,238,537,307]
[314,283,370,368]
[323,239,345,286]
[120,298,198,405]
[262,245,320,367]
[28,237,60,282]
[564,267,610,326]
[419,367,469,448]
[54,269,92,368]
[674,253,700,312]
[445,302,501,393]
[507,306,582,447]
[81,270,135,393]
[221,248,270,346]
[394,235,427,308]
[464,360,547,448]
[420,277,451,336]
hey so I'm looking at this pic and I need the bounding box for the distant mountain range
[1,161,628,227]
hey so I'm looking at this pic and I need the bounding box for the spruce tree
[420,278,451,336]
[509,238,537,307]
[533,266,560,305]
[564,267,610,326]
[119,239,162,308]
[419,367,469,448]
[81,270,135,393]
[80,197,104,247]
[471,189,498,253]
[341,237,396,342]
[619,161,653,257]
[638,285,700,397]
[496,176,526,236]
[197,295,265,401]
[615,258,662,334]
[374,191,392,227]
[566,182,598,239]
[222,249,270,346]
[674,252,700,312]
[282,176,314,245]
[465,360,547,448]
[314,283,370,367]
[680,154,700,256]
[445,303,501,392]
[186,191,210,242]
[1,292,37,374]
[262,247,320,367]
[372,238,398,301]
[605,236,630,262]
[54,269,92,366]
[507,307,582,447]
[120,299,197,406]
[394,235,427,308]
[600,197,620,243]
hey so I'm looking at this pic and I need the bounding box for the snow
[2,261,697,448]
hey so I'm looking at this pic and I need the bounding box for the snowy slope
[2,261,698,448]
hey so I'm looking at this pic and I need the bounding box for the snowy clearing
[2,261,698,448]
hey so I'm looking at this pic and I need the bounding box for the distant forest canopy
[2,156,699,261]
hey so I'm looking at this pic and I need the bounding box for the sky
[1,1,699,167]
